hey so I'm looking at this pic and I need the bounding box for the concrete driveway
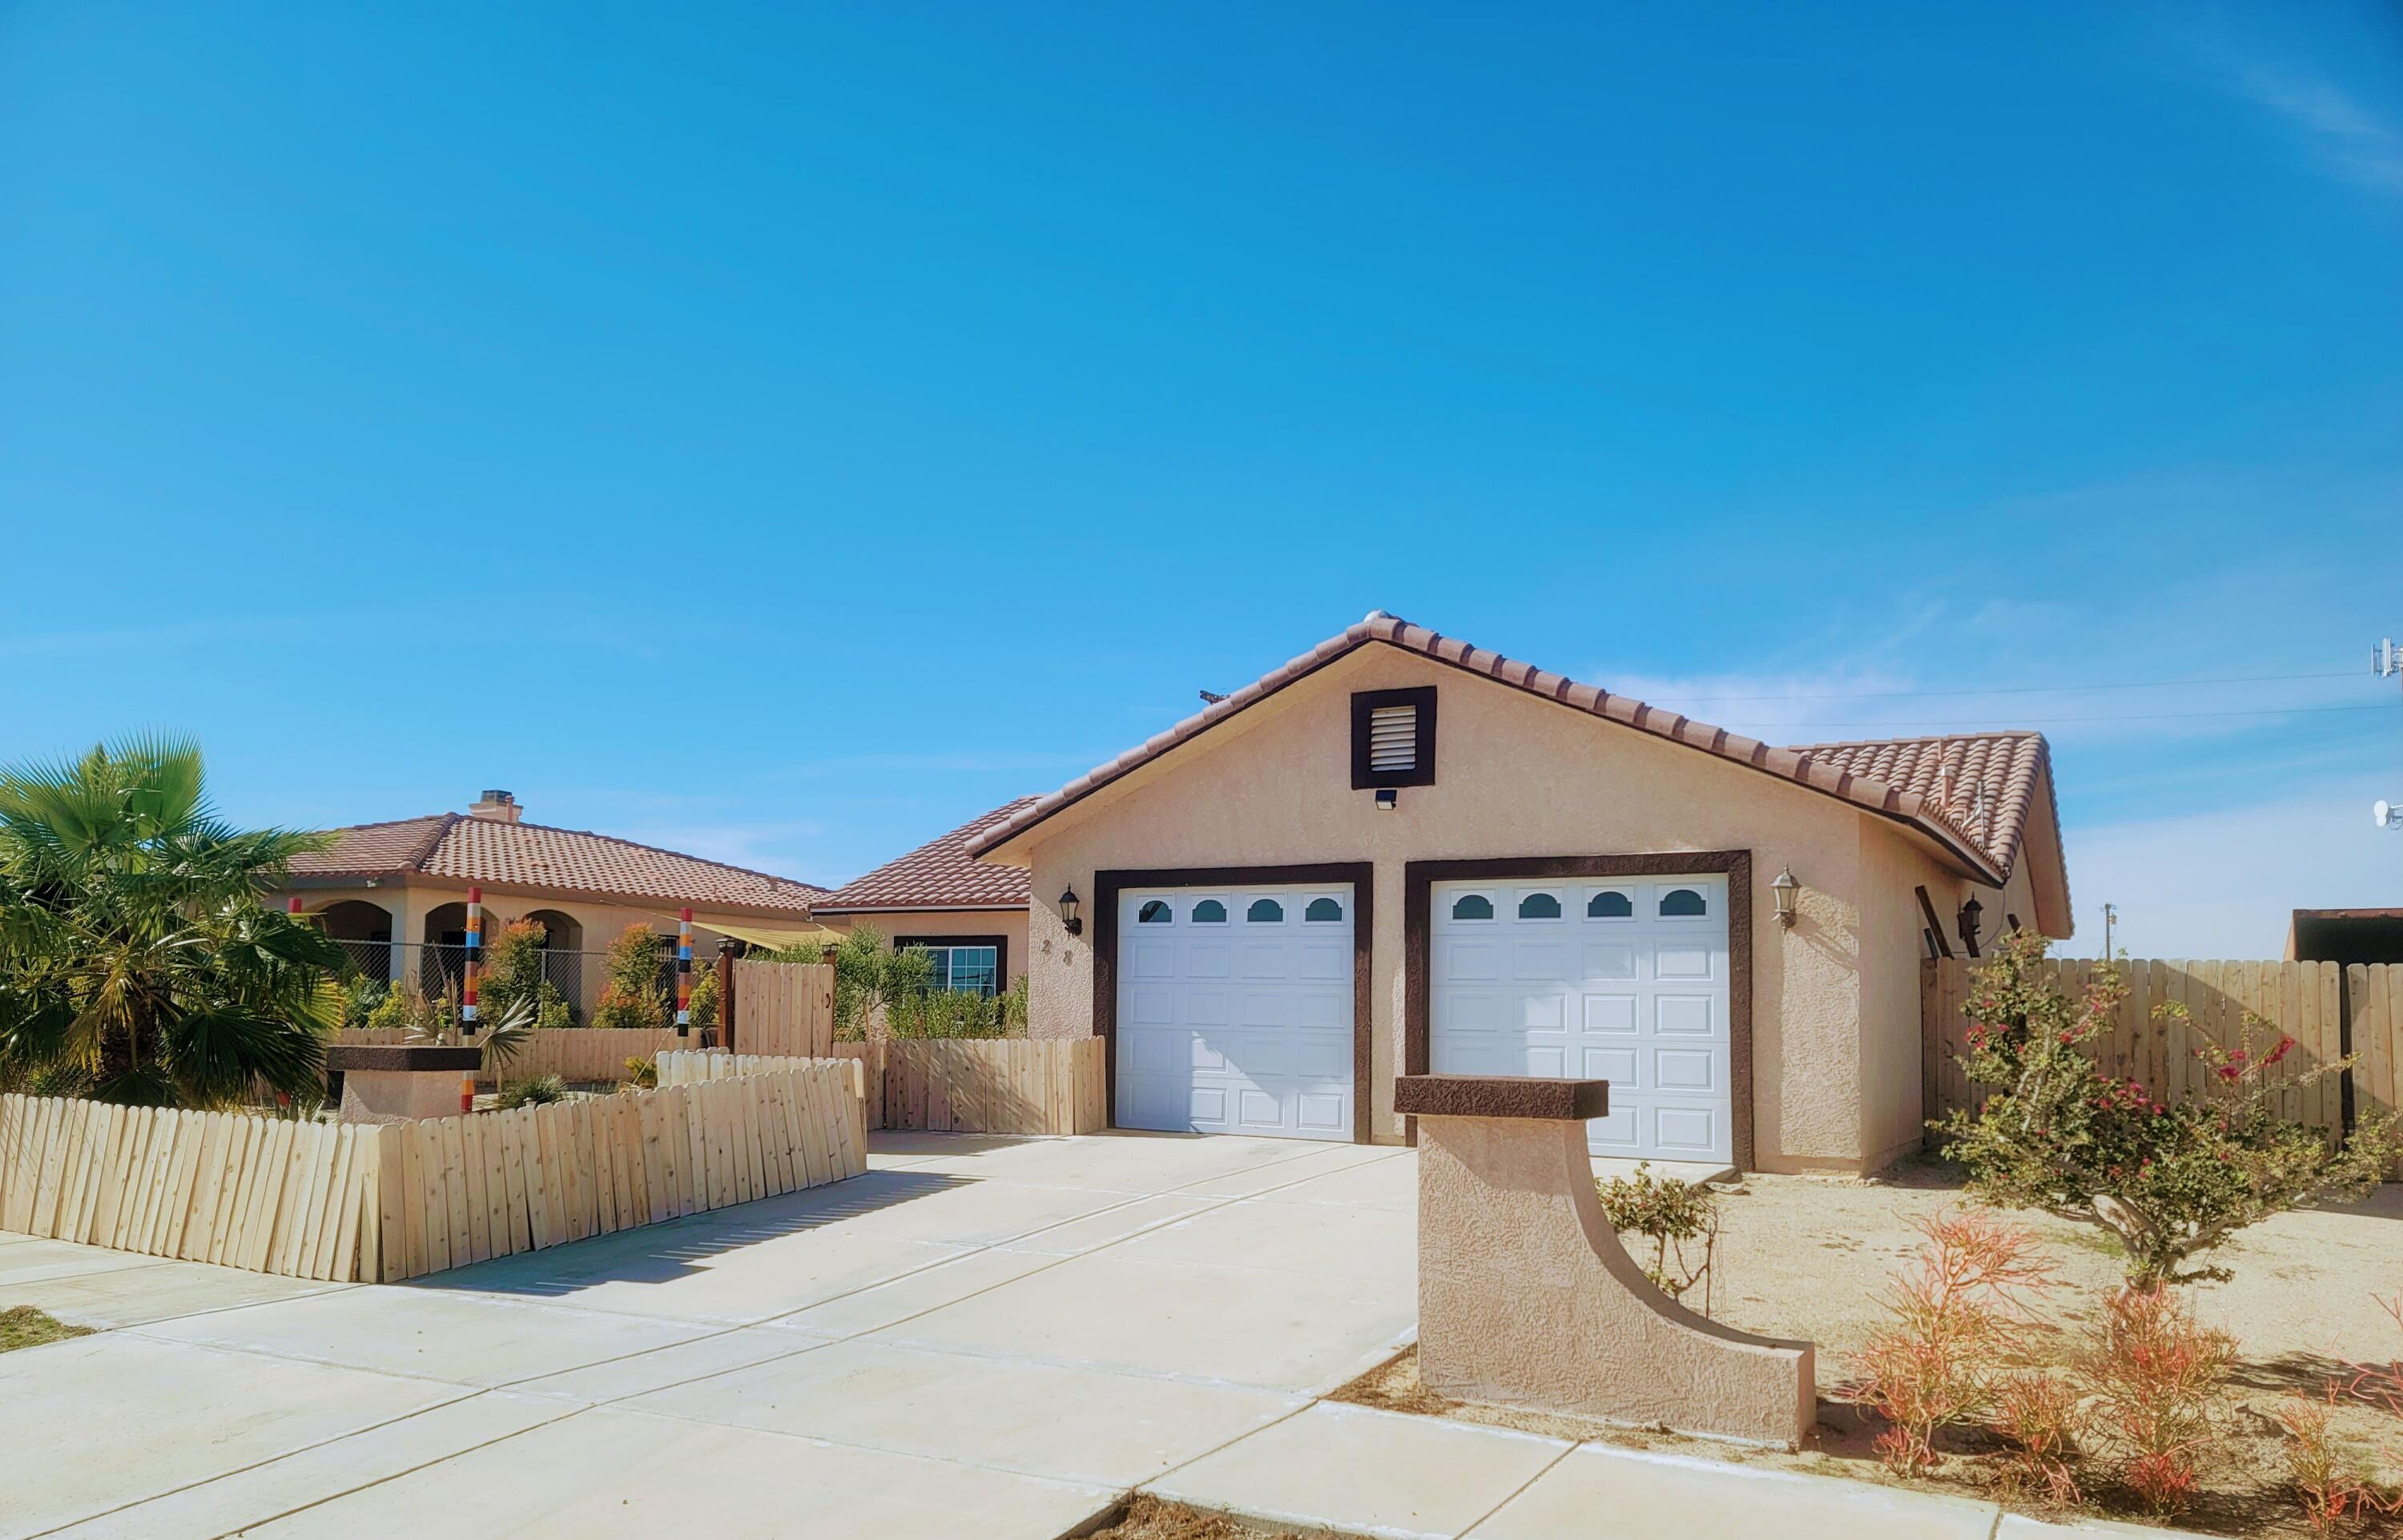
[0,1130,1419,1540]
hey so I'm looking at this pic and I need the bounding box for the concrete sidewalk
[1144,1401,2196,1540]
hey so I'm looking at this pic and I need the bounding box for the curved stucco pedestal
[1399,1076,1815,1449]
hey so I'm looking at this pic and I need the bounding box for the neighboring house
[278,790,829,1016]
[2288,908,2403,967]
[804,799,1036,995]
[968,612,2072,1175]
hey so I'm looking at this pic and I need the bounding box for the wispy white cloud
[2059,774,2401,958]
[608,818,827,878]
[2197,50,2403,200]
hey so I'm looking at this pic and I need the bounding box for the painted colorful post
[462,885,482,1027]
[675,907,694,1036]
[287,897,303,915]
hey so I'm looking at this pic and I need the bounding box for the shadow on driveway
[406,1168,980,1297]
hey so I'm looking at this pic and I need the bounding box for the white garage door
[1115,884,1354,1140]
[1430,875,1731,1163]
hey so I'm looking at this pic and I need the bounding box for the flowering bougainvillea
[1934,929,2401,1285]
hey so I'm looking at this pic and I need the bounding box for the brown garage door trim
[1093,863,1376,1144]
[1403,851,1753,1169]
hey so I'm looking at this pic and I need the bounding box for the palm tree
[0,736,345,1108]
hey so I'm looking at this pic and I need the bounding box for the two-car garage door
[1109,871,1731,1161]
[1430,875,1732,1164]
[1114,884,1354,1139]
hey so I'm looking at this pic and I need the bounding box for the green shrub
[686,968,718,1033]
[497,1072,567,1108]
[622,1055,658,1089]
[339,975,389,1029]
[1595,1161,1720,1311]
[481,918,574,1030]
[1935,930,2403,1285]
[590,923,668,1031]
[364,979,441,1035]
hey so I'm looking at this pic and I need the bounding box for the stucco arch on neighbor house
[520,908,584,950]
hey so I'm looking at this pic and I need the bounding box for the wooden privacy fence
[0,1056,867,1285]
[1923,959,2402,1172]
[823,1039,1105,1135]
[731,959,835,1058]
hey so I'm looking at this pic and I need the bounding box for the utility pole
[2375,641,2403,831]
[2102,902,2115,960]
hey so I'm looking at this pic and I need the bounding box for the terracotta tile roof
[808,799,1039,913]
[290,812,826,916]
[970,613,2051,891]
[1789,733,2053,885]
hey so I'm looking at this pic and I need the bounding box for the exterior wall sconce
[1770,867,1800,929]
[1059,886,1083,937]
[1957,895,1984,957]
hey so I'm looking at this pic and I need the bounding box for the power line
[1718,703,2391,734]
[1650,669,2361,705]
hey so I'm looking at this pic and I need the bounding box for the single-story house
[968,612,2071,1175]
[277,790,831,1016]
[803,799,1036,995]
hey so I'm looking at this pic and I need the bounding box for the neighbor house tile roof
[971,613,2058,899]
[289,813,827,916]
[807,798,1039,914]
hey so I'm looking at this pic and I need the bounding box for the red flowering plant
[1934,929,2401,1285]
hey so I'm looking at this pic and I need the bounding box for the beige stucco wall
[284,883,795,1016]
[811,911,1031,988]
[994,644,2006,1172]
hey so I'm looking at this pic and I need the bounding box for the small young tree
[1934,929,2401,1285]
[590,923,668,1031]
[1595,1163,1721,1313]
[480,919,572,1031]
[818,925,932,1041]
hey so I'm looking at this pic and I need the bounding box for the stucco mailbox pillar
[325,1044,482,1125]
[1396,1073,1814,1448]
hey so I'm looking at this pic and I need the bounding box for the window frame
[893,934,1011,998]
[1350,686,1438,789]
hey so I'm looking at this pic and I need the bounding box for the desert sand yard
[1341,1157,2403,1537]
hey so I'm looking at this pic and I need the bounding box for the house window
[1246,898,1285,923]
[1588,890,1633,919]
[1304,897,1344,922]
[1138,900,1173,923]
[1350,686,1437,789]
[1191,899,1227,923]
[1517,892,1563,919]
[897,935,1009,998]
[1450,893,1495,921]
[1660,887,1709,918]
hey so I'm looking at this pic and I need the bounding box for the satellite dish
[2379,800,2396,830]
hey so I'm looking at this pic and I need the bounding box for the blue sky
[2,2,2398,955]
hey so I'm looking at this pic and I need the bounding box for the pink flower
[2218,1064,2241,1082]
[2265,1035,2296,1066]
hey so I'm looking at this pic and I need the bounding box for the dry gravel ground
[1334,1159,2403,1538]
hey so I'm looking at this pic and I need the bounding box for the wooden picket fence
[1924,958,2403,1174]
[0,1055,867,1284]
[823,1038,1105,1135]
[0,1096,380,1283]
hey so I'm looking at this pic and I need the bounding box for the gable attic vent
[1350,686,1437,790]
[1369,706,1419,772]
